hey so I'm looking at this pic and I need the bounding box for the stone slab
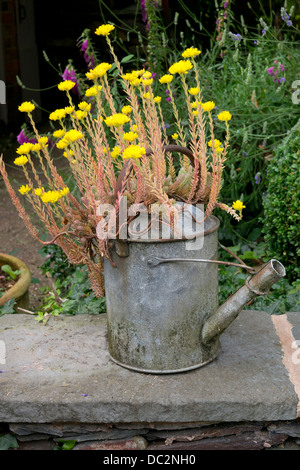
[0,311,298,424]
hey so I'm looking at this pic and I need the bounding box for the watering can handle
[113,145,196,204]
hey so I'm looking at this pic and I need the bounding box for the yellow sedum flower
[111,146,121,158]
[86,63,112,80]
[14,155,28,166]
[40,190,62,204]
[172,133,179,140]
[188,87,199,96]
[142,78,153,87]
[208,139,222,148]
[201,101,215,112]
[104,113,130,128]
[95,24,115,36]
[34,188,44,196]
[18,184,31,195]
[56,139,69,149]
[154,96,161,103]
[169,60,193,75]
[123,131,138,142]
[232,200,246,211]
[32,143,41,153]
[159,74,173,84]
[60,187,70,196]
[64,129,84,142]
[78,102,91,112]
[18,101,35,113]
[16,143,34,155]
[38,136,48,146]
[182,47,201,58]
[122,145,146,160]
[49,109,67,121]
[122,105,132,115]
[58,80,76,91]
[85,85,102,97]
[53,129,65,139]
[76,110,85,120]
[218,111,232,121]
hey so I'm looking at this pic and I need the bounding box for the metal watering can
[103,146,286,374]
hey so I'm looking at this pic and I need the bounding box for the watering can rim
[121,214,220,244]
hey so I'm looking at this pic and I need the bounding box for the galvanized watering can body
[103,212,286,374]
[104,216,221,374]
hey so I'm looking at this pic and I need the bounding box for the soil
[0,124,70,311]
[0,272,16,293]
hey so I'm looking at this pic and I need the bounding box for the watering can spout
[201,259,286,345]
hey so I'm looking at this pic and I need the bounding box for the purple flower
[224,1,229,8]
[254,172,261,184]
[166,97,171,102]
[141,0,147,23]
[281,7,292,27]
[279,77,286,83]
[280,64,285,72]
[62,67,80,97]
[254,41,257,45]
[17,129,37,145]
[267,66,275,75]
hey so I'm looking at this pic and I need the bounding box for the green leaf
[0,434,19,450]
[121,54,135,64]
[0,298,17,316]
[58,439,77,450]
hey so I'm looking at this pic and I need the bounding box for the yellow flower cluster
[154,96,161,103]
[188,87,199,96]
[182,47,201,58]
[104,113,130,128]
[16,142,34,155]
[58,80,76,91]
[169,60,193,75]
[85,85,102,97]
[111,146,121,158]
[201,101,215,112]
[95,24,115,36]
[14,155,29,166]
[49,108,67,121]
[56,129,83,149]
[40,187,69,204]
[18,184,31,194]
[158,74,173,84]
[122,145,146,160]
[18,101,35,113]
[232,200,246,211]
[122,70,143,86]
[86,63,112,80]
[218,111,232,121]
[121,105,132,115]
[123,131,138,142]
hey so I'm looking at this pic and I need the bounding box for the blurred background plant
[1,0,299,317]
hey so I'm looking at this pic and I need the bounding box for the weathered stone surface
[146,431,288,450]
[268,421,300,438]
[73,438,141,451]
[0,311,298,424]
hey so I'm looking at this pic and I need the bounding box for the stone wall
[2,420,300,451]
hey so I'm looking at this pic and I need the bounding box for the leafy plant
[0,434,19,450]
[262,118,300,283]
[1,265,22,281]
[0,298,17,316]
